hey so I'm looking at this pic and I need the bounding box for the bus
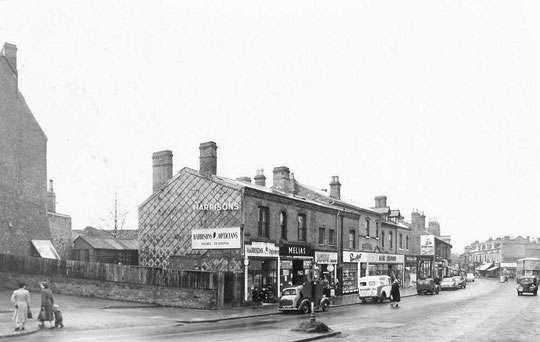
[516,258,540,279]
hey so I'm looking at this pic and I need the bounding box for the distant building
[47,179,73,259]
[0,42,52,256]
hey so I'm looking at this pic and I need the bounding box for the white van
[358,275,392,303]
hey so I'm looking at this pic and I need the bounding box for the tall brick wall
[49,213,73,259]
[0,48,51,256]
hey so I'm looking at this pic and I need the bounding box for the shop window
[319,228,325,245]
[399,233,403,249]
[348,229,356,249]
[280,211,287,240]
[329,229,335,246]
[298,214,307,241]
[381,231,385,247]
[365,219,370,237]
[258,206,269,237]
[376,222,379,238]
[389,232,393,249]
[342,263,358,293]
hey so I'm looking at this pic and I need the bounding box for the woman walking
[38,281,54,328]
[390,278,401,308]
[11,282,31,331]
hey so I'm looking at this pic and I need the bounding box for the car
[440,277,459,290]
[358,275,392,303]
[417,278,439,295]
[454,275,467,289]
[278,285,330,313]
[516,276,538,296]
[466,273,475,282]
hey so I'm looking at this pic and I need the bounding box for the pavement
[0,286,418,341]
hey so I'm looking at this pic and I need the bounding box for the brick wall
[0,271,218,309]
[49,213,73,259]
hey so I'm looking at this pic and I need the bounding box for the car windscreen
[359,281,377,286]
[282,289,297,295]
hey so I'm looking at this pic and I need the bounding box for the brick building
[0,42,52,256]
[139,141,411,302]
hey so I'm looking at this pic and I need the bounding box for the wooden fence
[0,253,215,289]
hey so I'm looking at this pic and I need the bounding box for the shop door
[292,259,305,285]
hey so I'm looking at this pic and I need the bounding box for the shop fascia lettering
[342,251,404,263]
[193,202,240,211]
[245,242,279,257]
[315,251,338,264]
[192,227,241,249]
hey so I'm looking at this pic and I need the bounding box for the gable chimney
[272,166,291,193]
[375,195,387,208]
[254,169,266,187]
[330,176,341,200]
[1,43,17,73]
[199,141,217,177]
[152,150,173,193]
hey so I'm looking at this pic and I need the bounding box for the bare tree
[97,192,129,238]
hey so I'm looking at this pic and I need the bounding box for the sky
[1,0,538,254]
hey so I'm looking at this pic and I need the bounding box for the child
[52,304,63,328]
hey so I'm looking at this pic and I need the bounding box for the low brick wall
[0,272,218,309]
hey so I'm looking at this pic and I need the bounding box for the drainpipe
[336,208,344,296]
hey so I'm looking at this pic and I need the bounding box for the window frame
[381,231,385,248]
[318,227,325,246]
[365,219,370,237]
[329,229,335,246]
[349,229,356,249]
[280,211,287,240]
[298,214,307,242]
[258,206,269,237]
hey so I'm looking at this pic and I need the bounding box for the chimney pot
[47,179,56,213]
[152,150,173,193]
[330,176,341,200]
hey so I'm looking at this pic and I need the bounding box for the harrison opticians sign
[193,202,240,211]
[191,227,241,249]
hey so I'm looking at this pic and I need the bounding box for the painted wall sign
[420,235,435,255]
[191,227,241,249]
[193,202,240,211]
[280,244,313,256]
[245,241,279,257]
[314,251,338,264]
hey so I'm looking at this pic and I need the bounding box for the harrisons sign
[193,202,240,211]
[191,227,241,249]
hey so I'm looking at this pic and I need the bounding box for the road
[19,279,539,342]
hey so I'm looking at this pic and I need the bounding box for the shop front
[279,243,314,290]
[362,252,405,284]
[342,251,362,294]
[244,241,280,301]
[405,255,417,287]
[314,250,338,297]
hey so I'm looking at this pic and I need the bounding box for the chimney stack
[254,169,266,187]
[374,195,387,208]
[428,220,441,237]
[272,166,291,193]
[47,179,56,213]
[199,141,217,177]
[1,43,17,73]
[411,209,426,230]
[152,150,173,193]
[329,176,341,200]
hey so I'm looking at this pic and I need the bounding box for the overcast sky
[1,0,538,253]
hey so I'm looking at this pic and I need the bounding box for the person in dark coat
[390,278,401,307]
[38,281,54,328]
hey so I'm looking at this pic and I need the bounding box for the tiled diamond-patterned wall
[139,169,242,269]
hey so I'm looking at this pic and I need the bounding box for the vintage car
[466,273,475,282]
[417,278,439,295]
[516,276,538,296]
[454,275,467,289]
[278,284,330,313]
[358,275,392,303]
[440,277,459,290]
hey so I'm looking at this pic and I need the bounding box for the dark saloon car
[516,276,538,296]
[278,285,330,313]
[417,278,439,295]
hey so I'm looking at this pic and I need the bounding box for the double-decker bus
[516,258,540,279]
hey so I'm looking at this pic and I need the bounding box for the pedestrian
[390,278,401,308]
[11,282,31,331]
[252,287,262,308]
[37,281,54,328]
[52,304,64,328]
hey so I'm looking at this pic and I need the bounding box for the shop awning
[31,240,60,259]
[477,262,493,271]
[487,266,499,272]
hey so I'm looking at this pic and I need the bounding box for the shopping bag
[27,310,33,319]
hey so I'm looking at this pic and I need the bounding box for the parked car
[454,275,467,289]
[440,277,459,290]
[278,284,330,313]
[466,273,475,282]
[417,278,439,295]
[516,276,538,296]
[358,275,392,303]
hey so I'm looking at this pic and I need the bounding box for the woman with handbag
[37,281,54,328]
[11,282,31,331]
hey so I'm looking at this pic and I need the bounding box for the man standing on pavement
[390,279,401,308]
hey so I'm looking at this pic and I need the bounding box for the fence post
[217,272,225,309]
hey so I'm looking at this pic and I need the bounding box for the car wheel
[417,290,422,295]
[534,290,538,296]
[435,287,439,294]
[300,302,310,314]
[517,291,521,296]
[380,293,387,303]
[321,301,329,312]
